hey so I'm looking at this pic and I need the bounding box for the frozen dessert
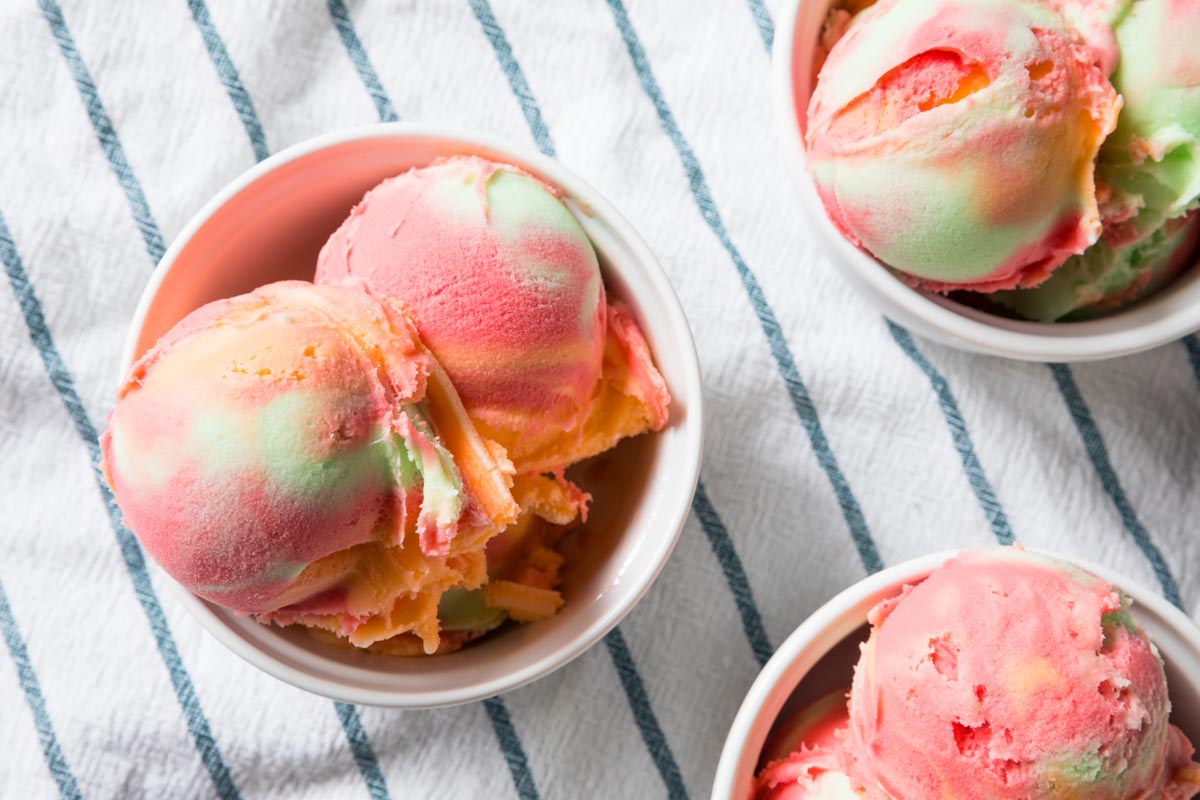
[994,211,1200,321]
[995,0,1200,318]
[1095,0,1200,246]
[805,0,1200,318]
[315,156,670,632]
[754,548,1200,799]
[756,692,857,800]
[844,548,1198,798]
[316,156,669,488]
[101,280,518,654]
[806,0,1120,293]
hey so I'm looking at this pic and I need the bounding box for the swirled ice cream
[754,549,1200,799]
[101,280,518,653]
[807,0,1120,293]
[316,156,670,633]
[805,0,1200,318]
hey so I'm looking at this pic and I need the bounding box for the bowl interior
[720,557,1200,799]
[778,0,1200,360]
[133,130,701,706]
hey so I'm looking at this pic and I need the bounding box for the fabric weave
[1,0,1197,797]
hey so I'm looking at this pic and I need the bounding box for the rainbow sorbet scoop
[806,0,1121,293]
[992,0,1200,319]
[315,155,672,639]
[754,548,1200,799]
[315,155,670,501]
[101,280,518,653]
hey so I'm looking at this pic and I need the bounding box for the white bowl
[120,124,704,708]
[773,0,1200,362]
[712,550,1200,799]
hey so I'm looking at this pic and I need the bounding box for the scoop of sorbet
[1094,0,1200,247]
[315,156,669,488]
[844,548,1199,800]
[806,0,1120,292]
[101,281,517,653]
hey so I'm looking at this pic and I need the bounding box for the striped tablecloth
[2,1,1197,797]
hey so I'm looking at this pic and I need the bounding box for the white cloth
[1,0,1197,798]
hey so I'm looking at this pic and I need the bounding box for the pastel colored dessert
[754,548,1200,799]
[805,0,1200,318]
[806,0,1120,293]
[993,210,1200,321]
[101,280,518,654]
[316,156,670,488]
[994,0,1200,318]
[315,156,670,634]
[1096,0,1200,247]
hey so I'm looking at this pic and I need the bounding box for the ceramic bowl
[120,124,704,708]
[712,550,1200,798]
[772,0,1200,361]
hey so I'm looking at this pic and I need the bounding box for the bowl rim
[770,0,1200,362]
[120,122,705,708]
[710,547,1200,798]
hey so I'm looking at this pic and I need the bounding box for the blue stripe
[466,0,557,158]
[0,213,240,800]
[743,0,775,50]
[327,0,399,122]
[334,703,389,800]
[467,9,691,792]
[692,483,774,667]
[186,0,270,162]
[887,323,1015,546]
[483,698,541,800]
[1048,364,1183,608]
[1184,335,1200,390]
[0,579,82,800]
[38,0,167,264]
[604,630,690,800]
[604,0,882,574]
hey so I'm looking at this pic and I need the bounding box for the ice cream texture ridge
[753,548,1200,799]
[806,0,1200,319]
[315,156,670,491]
[101,156,671,654]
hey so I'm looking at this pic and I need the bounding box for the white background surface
[1,1,1197,798]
